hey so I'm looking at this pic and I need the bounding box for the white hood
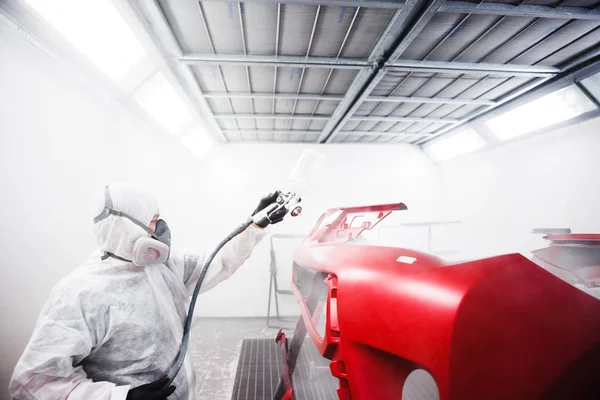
[92,183,159,261]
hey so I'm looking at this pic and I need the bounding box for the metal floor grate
[231,337,439,400]
[231,338,281,400]
[231,337,337,400]
[290,336,339,400]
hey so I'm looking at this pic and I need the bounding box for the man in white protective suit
[9,183,287,400]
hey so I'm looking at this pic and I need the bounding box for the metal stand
[267,234,306,328]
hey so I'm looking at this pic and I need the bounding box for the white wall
[438,116,600,260]
[0,19,444,398]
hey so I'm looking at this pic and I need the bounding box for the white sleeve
[182,224,268,295]
[9,286,130,400]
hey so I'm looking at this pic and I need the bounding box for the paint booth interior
[1,0,600,399]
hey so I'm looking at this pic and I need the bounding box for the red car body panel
[289,204,600,399]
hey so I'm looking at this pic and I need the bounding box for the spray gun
[253,191,303,228]
[163,150,324,387]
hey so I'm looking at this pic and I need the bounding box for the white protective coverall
[9,183,267,400]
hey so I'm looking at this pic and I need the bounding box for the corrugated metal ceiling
[150,0,600,144]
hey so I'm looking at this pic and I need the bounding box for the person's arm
[9,285,130,400]
[181,223,268,294]
[171,192,286,295]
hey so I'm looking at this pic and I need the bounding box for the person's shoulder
[49,251,105,298]
[41,258,114,320]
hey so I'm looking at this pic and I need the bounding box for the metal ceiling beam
[350,115,458,123]
[438,2,600,20]
[366,95,494,105]
[223,129,430,138]
[198,0,406,10]
[204,92,344,101]
[181,54,559,77]
[387,60,559,77]
[320,0,446,143]
[214,114,331,120]
[204,92,494,105]
[338,130,429,137]
[181,54,369,69]
[222,130,322,135]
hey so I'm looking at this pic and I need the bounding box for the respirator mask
[93,186,171,266]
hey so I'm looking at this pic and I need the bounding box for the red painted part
[291,203,600,400]
[304,202,407,245]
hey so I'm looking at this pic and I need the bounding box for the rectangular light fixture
[132,72,192,134]
[486,85,597,141]
[22,0,146,80]
[181,127,215,159]
[424,128,487,162]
